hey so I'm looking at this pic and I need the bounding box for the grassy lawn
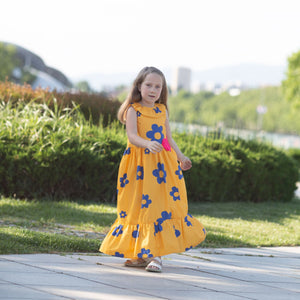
[0,197,299,254]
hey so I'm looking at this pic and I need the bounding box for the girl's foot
[145,257,162,273]
[124,258,150,267]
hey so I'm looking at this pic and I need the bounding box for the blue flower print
[132,224,139,238]
[138,248,153,259]
[146,124,164,143]
[188,213,193,218]
[141,194,152,208]
[136,111,141,117]
[153,106,162,114]
[170,186,180,201]
[185,216,192,227]
[160,211,172,221]
[136,166,144,180]
[144,148,150,154]
[154,222,163,235]
[173,226,181,237]
[123,147,131,156]
[152,162,167,184]
[156,211,172,226]
[112,225,123,237]
[175,165,183,180]
[119,210,127,218]
[114,252,124,257]
[185,246,193,251]
[120,173,129,188]
[203,228,206,235]
[154,211,172,235]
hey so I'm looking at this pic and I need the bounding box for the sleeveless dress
[99,102,206,259]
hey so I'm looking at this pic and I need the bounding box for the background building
[171,67,191,94]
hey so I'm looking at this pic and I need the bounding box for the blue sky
[1,0,300,79]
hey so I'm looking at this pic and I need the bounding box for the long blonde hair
[118,66,168,124]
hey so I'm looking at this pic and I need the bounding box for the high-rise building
[171,67,191,94]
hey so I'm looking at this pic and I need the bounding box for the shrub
[286,148,300,167]
[0,101,126,201]
[174,133,298,202]
[0,100,298,202]
[286,148,300,180]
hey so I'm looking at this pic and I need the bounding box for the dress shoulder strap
[131,102,141,111]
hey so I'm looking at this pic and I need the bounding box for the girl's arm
[165,111,192,171]
[126,107,163,154]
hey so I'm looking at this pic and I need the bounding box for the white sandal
[145,257,162,273]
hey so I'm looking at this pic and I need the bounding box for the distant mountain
[73,63,286,91]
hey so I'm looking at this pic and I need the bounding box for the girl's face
[139,73,163,107]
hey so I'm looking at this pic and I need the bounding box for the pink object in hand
[162,138,171,151]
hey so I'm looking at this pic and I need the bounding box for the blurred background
[1,0,300,147]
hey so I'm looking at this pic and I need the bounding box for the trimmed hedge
[180,135,299,202]
[0,135,124,201]
[0,100,298,202]
[286,148,300,168]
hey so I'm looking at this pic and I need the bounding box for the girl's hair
[118,66,168,124]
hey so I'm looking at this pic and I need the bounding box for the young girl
[100,66,206,272]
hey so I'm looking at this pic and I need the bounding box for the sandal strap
[149,260,161,268]
[152,257,162,264]
[146,257,162,272]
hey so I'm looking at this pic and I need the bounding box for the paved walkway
[0,247,299,300]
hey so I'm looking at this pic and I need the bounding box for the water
[170,122,300,149]
[171,122,300,198]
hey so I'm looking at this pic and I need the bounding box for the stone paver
[0,247,299,299]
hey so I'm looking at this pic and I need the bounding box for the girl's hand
[147,141,163,154]
[180,156,192,171]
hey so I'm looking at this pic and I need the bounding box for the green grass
[0,197,299,254]
[189,201,300,248]
[0,227,99,254]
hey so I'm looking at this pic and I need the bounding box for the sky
[1,0,300,81]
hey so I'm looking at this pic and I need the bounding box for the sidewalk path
[0,247,299,299]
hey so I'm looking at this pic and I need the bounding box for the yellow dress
[100,102,206,259]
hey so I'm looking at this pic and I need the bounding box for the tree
[282,50,300,107]
[0,42,18,81]
[75,80,94,93]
